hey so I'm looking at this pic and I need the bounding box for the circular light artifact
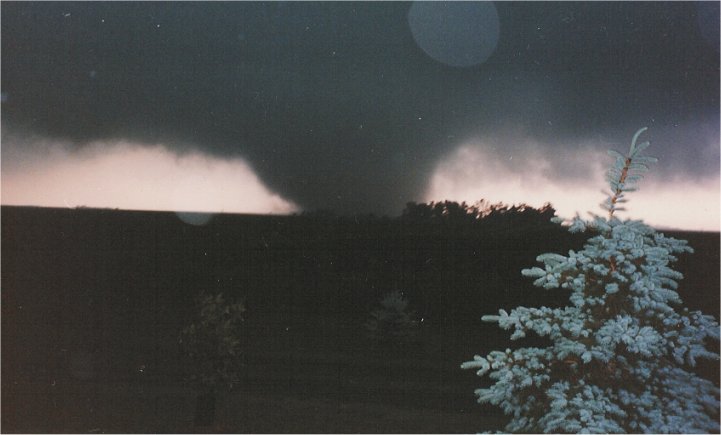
[408,1,500,67]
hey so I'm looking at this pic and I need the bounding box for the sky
[2,1,719,230]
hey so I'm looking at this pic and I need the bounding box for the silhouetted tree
[179,292,246,428]
[402,200,556,227]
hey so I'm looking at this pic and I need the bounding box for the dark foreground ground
[2,206,719,433]
[5,344,508,433]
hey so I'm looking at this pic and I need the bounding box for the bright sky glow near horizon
[2,2,719,230]
[424,141,720,232]
[1,140,298,216]
[3,134,718,231]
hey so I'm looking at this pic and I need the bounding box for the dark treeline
[401,200,556,226]
[300,200,558,229]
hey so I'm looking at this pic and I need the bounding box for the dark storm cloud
[2,1,718,214]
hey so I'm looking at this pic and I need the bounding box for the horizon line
[2,203,718,234]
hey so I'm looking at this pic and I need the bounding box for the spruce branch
[603,127,656,222]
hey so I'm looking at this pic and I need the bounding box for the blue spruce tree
[462,128,720,433]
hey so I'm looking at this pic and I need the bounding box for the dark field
[2,206,719,433]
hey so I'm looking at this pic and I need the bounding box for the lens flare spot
[408,1,500,67]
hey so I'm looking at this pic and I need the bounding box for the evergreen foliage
[179,292,246,389]
[462,128,720,433]
[365,290,419,343]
